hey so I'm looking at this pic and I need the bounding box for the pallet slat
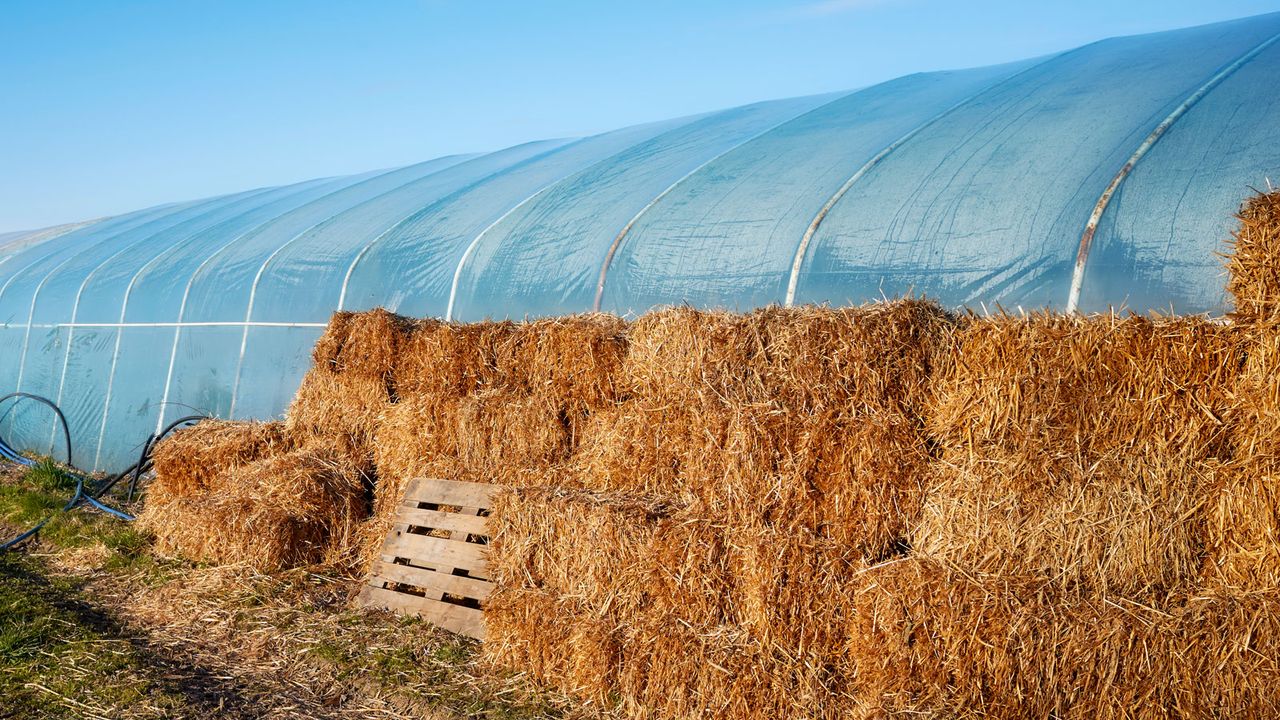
[394,507,489,536]
[371,560,493,601]
[380,530,490,576]
[359,585,486,639]
[403,478,496,509]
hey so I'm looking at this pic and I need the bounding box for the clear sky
[2,0,1277,231]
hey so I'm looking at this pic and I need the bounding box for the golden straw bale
[571,397,725,497]
[373,390,571,487]
[637,512,738,628]
[917,313,1244,598]
[502,314,628,409]
[286,368,391,470]
[487,486,674,618]
[139,442,368,570]
[393,320,520,398]
[729,523,860,663]
[310,311,355,371]
[311,308,414,382]
[1226,190,1280,327]
[575,300,952,541]
[620,300,953,407]
[1207,329,1280,590]
[150,420,294,498]
[849,558,1280,718]
[482,588,621,706]
[621,307,759,404]
[139,492,327,571]
[617,618,853,720]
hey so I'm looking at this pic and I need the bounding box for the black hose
[1,403,210,550]
[0,392,73,466]
[123,414,207,502]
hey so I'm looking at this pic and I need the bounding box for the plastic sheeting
[2,11,1278,470]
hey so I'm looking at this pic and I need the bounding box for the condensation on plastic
[1,12,1277,470]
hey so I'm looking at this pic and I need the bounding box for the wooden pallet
[357,478,498,640]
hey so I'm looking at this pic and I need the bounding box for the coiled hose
[0,392,207,550]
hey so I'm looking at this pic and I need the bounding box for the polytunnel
[3,11,1280,471]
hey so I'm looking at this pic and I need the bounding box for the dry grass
[916,313,1244,599]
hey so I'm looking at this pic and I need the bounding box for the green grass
[0,459,119,549]
[0,552,189,718]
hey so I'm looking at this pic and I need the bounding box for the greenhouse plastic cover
[3,12,1280,470]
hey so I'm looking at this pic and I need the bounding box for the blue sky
[2,0,1277,231]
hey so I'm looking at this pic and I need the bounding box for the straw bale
[1226,190,1280,327]
[849,558,1280,718]
[571,397,725,497]
[482,588,621,706]
[140,492,328,571]
[620,300,953,408]
[372,389,571,487]
[620,306,753,404]
[917,313,1243,598]
[150,420,294,498]
[310,311,354,371]
[359,390,572,572]
[139,442,369,570]
[729,523,860,661]
[311,308,414,383]
[502,314,628,409]
[487,486,674,617]
[1207,329,1280,590]
[393,320,520,398]
[285,368,391,470]
[575,301,951,547]
[616,617,854,720]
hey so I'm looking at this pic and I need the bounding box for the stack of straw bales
[850,557,1280,717]
[288,308,412,470]
[139,191,1280,718]
[836,192,1280,716]
[141,441,366,569]
[847,311,1270,716]
[917,313,1243,598]
[485,300,957,718]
